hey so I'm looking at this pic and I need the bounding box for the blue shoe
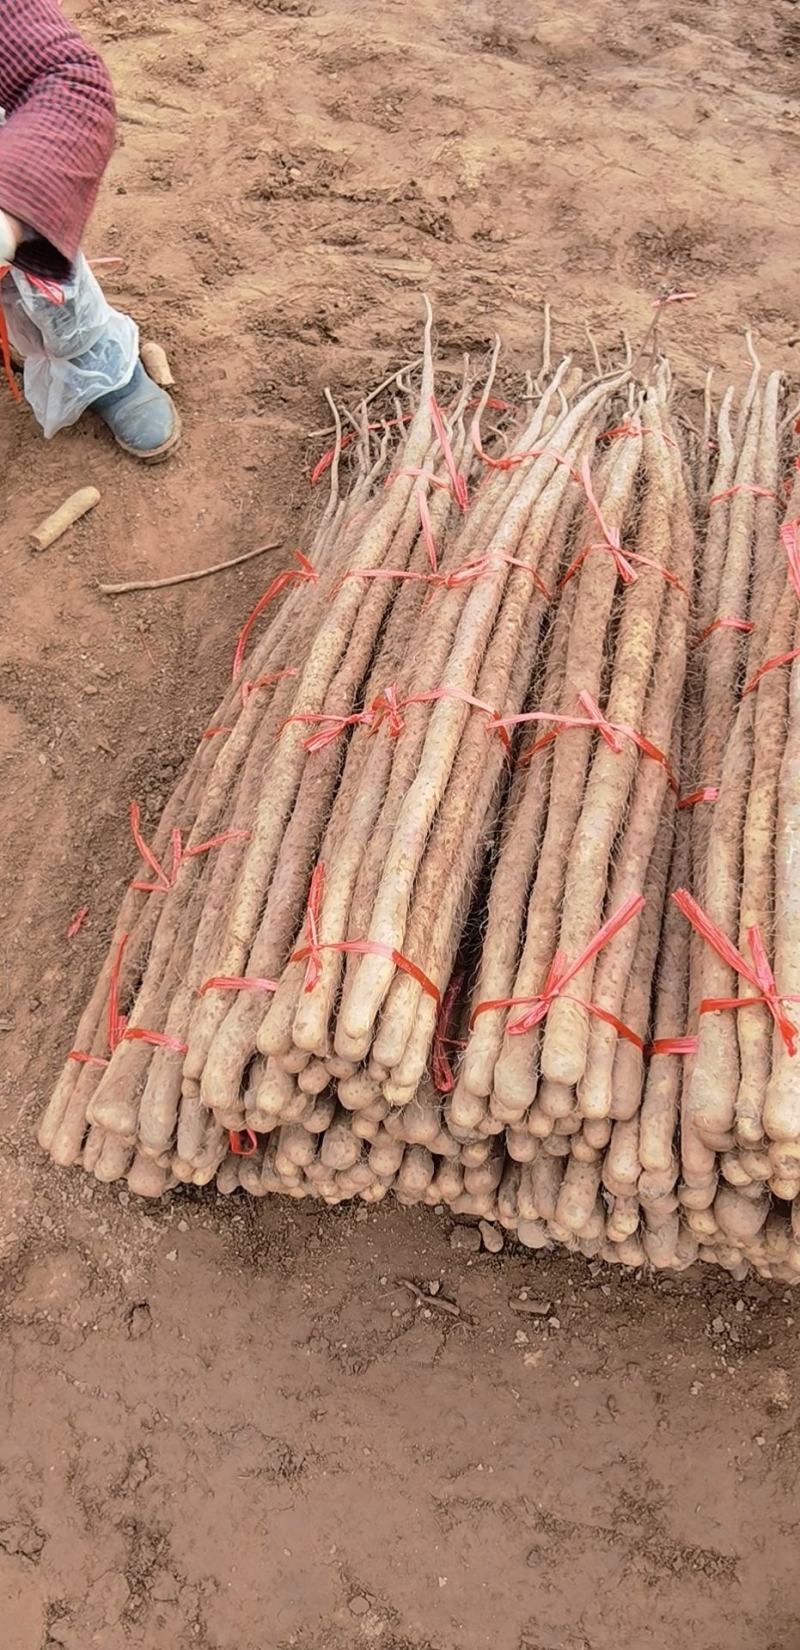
[92,359,181,462]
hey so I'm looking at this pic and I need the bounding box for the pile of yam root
[39,303,800,1281]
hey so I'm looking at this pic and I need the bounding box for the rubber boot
[92,358,181,462]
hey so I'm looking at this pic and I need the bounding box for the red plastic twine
[107,932,129,1051]
[68,931,128,1066]
[310,414,413,486]
[440,553,551,600]
[600,423,677,450]
[291,862,441,1007]
[120,1027,188,1053]
[678,787,719,809]
[695,616,753,646]
[231,551,317,680]
[471,892,646,1044]
[470,414,577,479]
[198,975,278,997]
[229,1127,258,1157]
[66,905,89,939]
[741,648,800,699]
[500,690,677,789]
[0,264,64,399]
[601,423,641,442]
[672,888,800,1056]
[204,669,299,734]
[284,706,372,753]
[69,934,189,1067]
[707,484,777,509]
[0,272,21,400]
[129,801,179,892]
[241,668,298,705]
[430,395,468,509]
[647,1035,699,1057]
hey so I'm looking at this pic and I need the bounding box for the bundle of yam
[38,303,800,1280]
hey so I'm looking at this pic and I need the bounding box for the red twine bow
[471,893,646,1044]
[231,551,316,680]
[283,707,373,753]
[499,690,677,789]
[371,683,509,747]
[284,683,509,754]
[672,888,800,1056]
[291,862,441,1007]
[560,460,687,593]
[129,801,250,893]
[441,552,551,601]
[345,550,551,603]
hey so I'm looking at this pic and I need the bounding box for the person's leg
[3,253,179,460]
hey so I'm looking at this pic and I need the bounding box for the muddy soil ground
[1,0,799,1646]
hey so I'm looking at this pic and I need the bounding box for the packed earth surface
[1,0,799,1646]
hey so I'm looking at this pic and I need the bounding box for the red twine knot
[471,893,646,1045]
[672,889,800,1057]
[129,802,250,893]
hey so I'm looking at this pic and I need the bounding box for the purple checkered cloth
[0,0,115,277]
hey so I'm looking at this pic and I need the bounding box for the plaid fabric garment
[0,0,115,277]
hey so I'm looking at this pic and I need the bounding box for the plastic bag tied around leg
[1,254,138,438]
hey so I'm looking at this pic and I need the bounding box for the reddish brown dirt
[1,0,799,1646]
